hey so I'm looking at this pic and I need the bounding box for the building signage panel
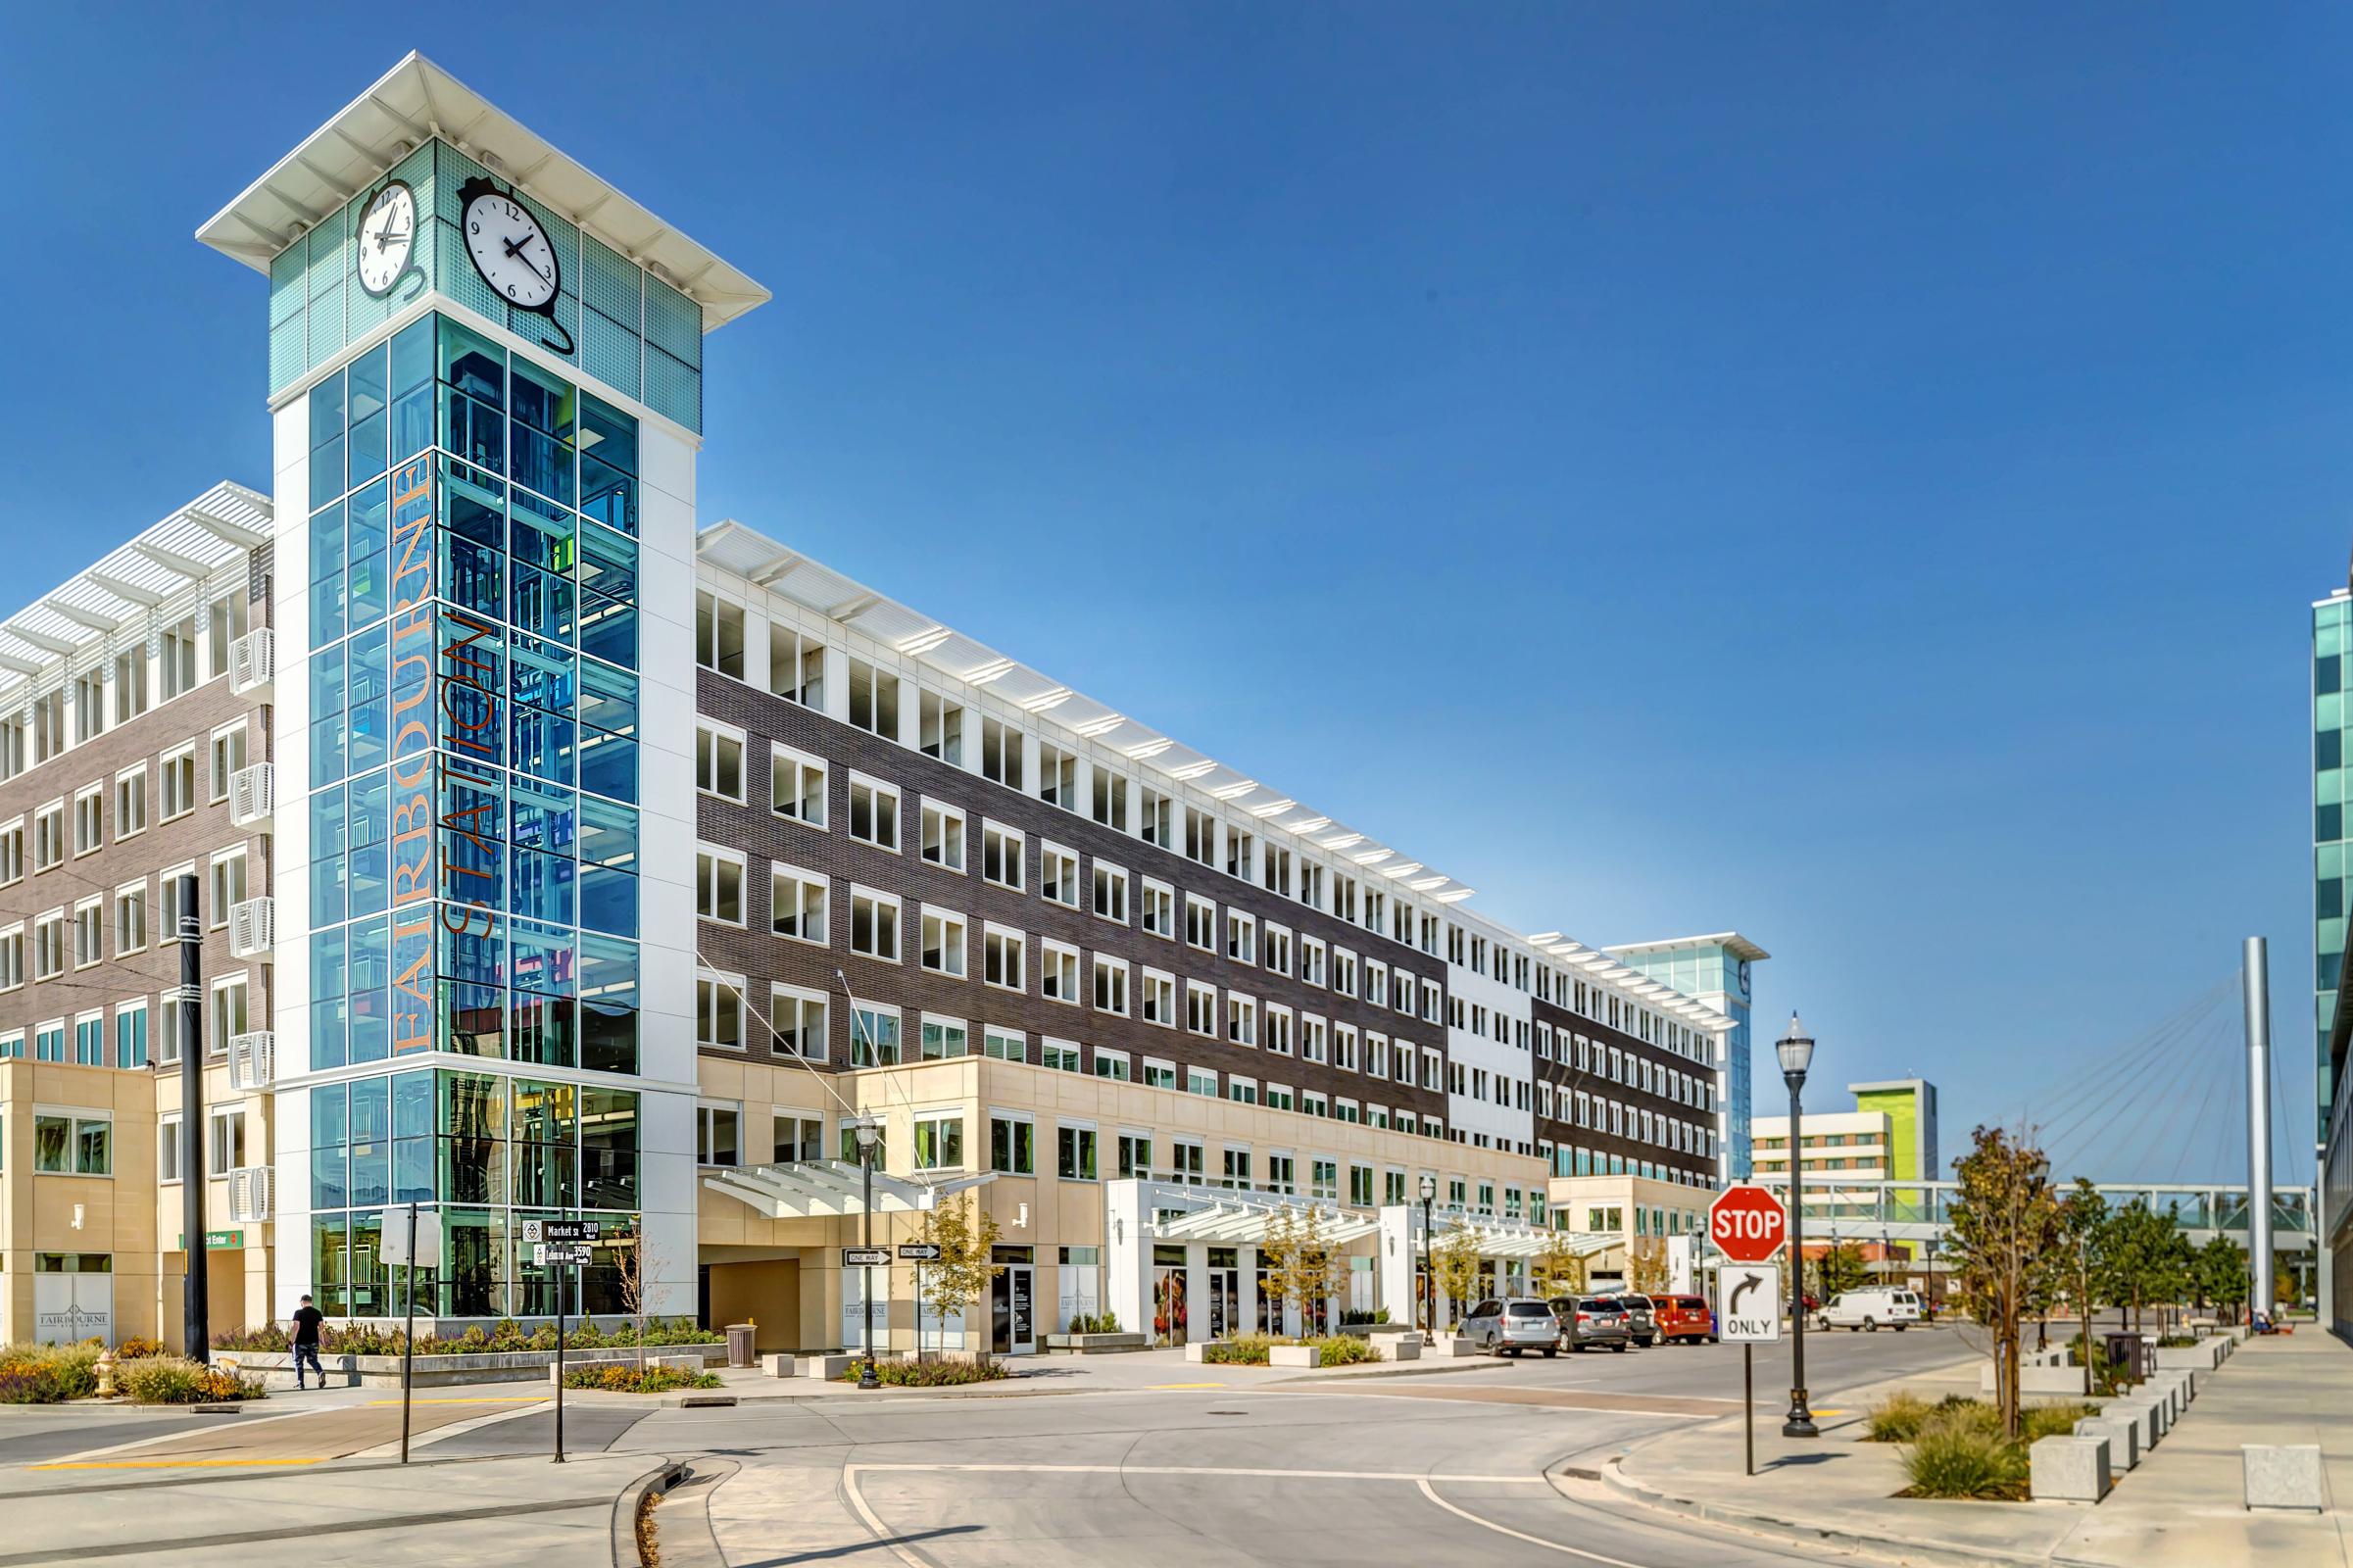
[387,454,438,1056]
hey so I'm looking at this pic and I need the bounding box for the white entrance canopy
[1149,1190,1383,1248]
[704,1160,995,1219]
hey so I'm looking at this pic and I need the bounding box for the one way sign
[1718,1264,1783,1344]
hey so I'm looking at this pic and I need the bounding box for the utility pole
[176,873,209,1363]
[2242,937,2276,1321]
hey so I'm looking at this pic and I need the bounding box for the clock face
[355,181,416,298]
[463,187,560,310]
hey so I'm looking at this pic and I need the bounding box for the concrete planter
[1383,1335,1423,1362]
[2075,1414,2139,1471]
[2153,1343,2221,1373]
[1042,1333,1150,1354]
[2243,1445,2326,1511]
[1981,1363,2092,1400]
[1439,1337,1479,1358]
[799,1353,858,1381]
[2031,1435,2111,1502]
[760,1353,798,1378]
[1268,1344,1320,1369]
[214,1344,724,1390]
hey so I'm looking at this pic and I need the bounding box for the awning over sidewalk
[1150,1193,1385,1247]
[703,1160,996,1218]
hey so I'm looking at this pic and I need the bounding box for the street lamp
[1777,1013,1819,1440]
[1418,1174,1438,1338]
[852,1116,882,1391]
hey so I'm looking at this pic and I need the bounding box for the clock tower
[199,53,768,1326]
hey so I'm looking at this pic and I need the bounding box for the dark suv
[1549,1295,1633,1351]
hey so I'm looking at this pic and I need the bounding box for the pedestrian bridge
[1748,1178,2315,1253]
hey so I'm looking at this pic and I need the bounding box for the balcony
[228,627,274,698]
[227,1030,275,1092]
[227,1164,273,1223]
[227,761,273,829]
[227,896,274,959]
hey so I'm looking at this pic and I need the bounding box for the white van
[1817,1288,1922,1332]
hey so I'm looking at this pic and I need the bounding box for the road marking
[850,1461,1549,1484]
[360,1396,548,1405]
[30,1457,328,1470]
[1415,1478,1647,1566]
[1146,1382,1232,1391]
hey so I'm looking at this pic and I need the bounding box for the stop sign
[1709,1184,1788,1264]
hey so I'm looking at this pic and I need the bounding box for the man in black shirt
[291,1294,325,1389]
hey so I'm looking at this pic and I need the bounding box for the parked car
[1649,1294,1716,1344]
[1817,1287,1923,1333]
[1615,1293,1659,1347]
[1550,1295,1633,1351]
[1460,1297,1562,1357]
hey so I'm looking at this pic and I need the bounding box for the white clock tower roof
[195,50,769,331]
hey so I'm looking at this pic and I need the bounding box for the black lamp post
[853,1117,882,1390]
[1778,1013,1819,1439]
[1419,1174,1438,1338]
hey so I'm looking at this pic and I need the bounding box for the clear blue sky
[4,5,2343,1185]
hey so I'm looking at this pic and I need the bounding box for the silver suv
[1550,1295,1634,1351]
[1460,1297,1561,1357]
[1612,1293,1659,1347]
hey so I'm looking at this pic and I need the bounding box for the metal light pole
[856,1118,881,1389]
[2241,937,2276,1322]
[175,873,209,1363]
[1778,1013,1818,1439]
[1418,1174,1437,1338]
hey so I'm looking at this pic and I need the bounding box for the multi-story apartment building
[1,53,1752,1355]
[1606,934,1767,1176]
[2316,575,2352,1332]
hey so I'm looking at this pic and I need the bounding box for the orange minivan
[1649,1294,1717,1344]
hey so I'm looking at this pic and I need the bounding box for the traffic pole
[400,1200,417,1464]
[554,1260,566,1464]
[1743,1344,1754,1477]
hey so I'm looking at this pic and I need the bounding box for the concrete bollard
[2242,1446,2326,1511]
[799,1353,857,1381]
[760,1352,798,1378]
[2076,1415,2139,1471]
[1384,1335,1422,1361]
[2106,1396,2162,1451]
[2031,1436,2111,1502]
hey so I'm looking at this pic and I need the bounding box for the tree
[2194,1235,2248,1323]
[1430,1220,1483,1332]
[1261,1205,1344,1338]
[1627,1239,1670,1295]
[613,1227,669,1373]
[1811,1245,1870,1300]
[1943,1124,2064,1440]
[1531,1230,1588,1299]
[2059,1178,2110,1393]
[912,1193,1003,1359]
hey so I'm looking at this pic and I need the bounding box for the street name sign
[844,1246,891,1267]
[1709,1184,1787,1264]
[1719,1264,1783,1343]
[534,1242,593,1266]
[898,1243,943,1261]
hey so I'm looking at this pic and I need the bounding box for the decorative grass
[116,1355,266,1404]
[562,1363,722,1394]
[835,1358,1013,1386]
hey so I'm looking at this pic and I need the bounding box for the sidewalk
[689,1343,1504,1400]
[1598,1333,2352,1568]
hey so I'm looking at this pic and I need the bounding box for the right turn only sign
[1719,1263,1783,1343]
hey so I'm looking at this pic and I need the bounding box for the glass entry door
[991,1264,1036,1355]
[1206,1248,1239,1340]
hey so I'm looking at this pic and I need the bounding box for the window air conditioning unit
[227,896,275,959]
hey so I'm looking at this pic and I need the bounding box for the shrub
[835,1358,1012,1387]
[1201,1334,1276,1365]
[1865,1392,1935,1443]
[1900,1409,2031,1500]
[117,1355,266,1404]
[209,1315,725,1358]
[114,1336,167,1360]
[0,1344,100,1403]
[1312,1335,1380,1367]
[2021,1402,2098,1444]
[1064,1312,1123,1335]
[562,1364,721,1394]
[1338,1308,1393,1327]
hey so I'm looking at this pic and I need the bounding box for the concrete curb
[613,1458,687,1568]
[1273,1356,1522,1385]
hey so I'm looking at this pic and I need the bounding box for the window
[1225,992,1257,1047]
[34,912,65,980]
[1040,939,1080,1004]
[1298,860,1324,910]
[1090,765,1126,829]
[1118,1131,1152,1178]
[850,1004,902,1066]
[1142,1058,1176,1091]
[208,1108,248,1177]
[1091,861,1128,923]
[1300,1014,1329,1064]
[1141,967,1175,1026]
[1041,843,1079,906]
[848,659,900,739]
[1141,878,1174,938]
[1262,845,1292,898]
[1312,1158,1339,1200]
[1228,1078,1257,1106]
[1092,954,1129,1015]
[33,802,63,871]
[33,1114,111,1176]
[1299,936,1326,988]
[984,1027,1025,1062]
[1333,1025,1358,1072]
[770,864,828,945]
[920,798,965,871]
[913,1112,966,1171]
[1184,807,1217,867]
[208,973,248,1055]
[0,819,19,885]
[1225,909,1256,964]
[1222,1148,1253,1189]
[74,900,101,967]
[1185,980,1218,1036]
[1185,895,1216,951]
[1262,923,1291,976]
[696,1102,742,1166]
[1170,1138,1205,1183]
[74,788,102,857]
[767,985,828,1060]
[848,775,901,851]
[850,888,902,961]
[209,847,247,924]
[920,907,967,976]
[1350,1164,1376,1206]
[1366,961,1388,1007]
[982,924,1026,991]
[1188,1066,1217,1097]
[1263,1004,1293,1056]
[212,596,248,676]
[1332,948,1357,997]
[33,1021,64,1061]
[1037,742,1076,809]
[115,766,147,839]
[1041,1038,1082,1073]
[157,748,195,820]
[981,717,1023,789]
[74,1010,102,1064]
[772,1111,824,1163]
[74,672,105,744]
[162,615,198,700]
[1056,1124,1098,1180]
[694,724,745,800]
[697,969,745,1049]
[982,823,1024,890]
[210,722,246,804]
[0,925,22,990]
[918,1016,969,1058]
[695,591,746,677]
[768,622,826,708]
[159,1115,182,1182]
[696,848,745,924]
[1093,1049,1130,1082]
[919,690,962,763]
[1225,827,1253,882]
[991,1114,1035,1175]
[1140,787,1171,847]
[770,745,827,827]
[114,1004,147,1068]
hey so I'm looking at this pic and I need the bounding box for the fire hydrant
[94,1348,117,1398]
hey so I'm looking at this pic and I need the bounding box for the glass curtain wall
[304,313,645,1317]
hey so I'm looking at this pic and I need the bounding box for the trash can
[726,1322,756,1368]
[2102,1331,2144,1382]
